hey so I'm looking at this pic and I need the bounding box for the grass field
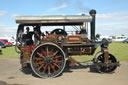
[0,46,19,58]
[73,42,128,61]
[0,42,128,61]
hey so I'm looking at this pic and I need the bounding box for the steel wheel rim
[30,43,66,78]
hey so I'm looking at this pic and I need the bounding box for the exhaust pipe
[89,9,96,42]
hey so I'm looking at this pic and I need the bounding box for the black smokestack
[89,9,96,42]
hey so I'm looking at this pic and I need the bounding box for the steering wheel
[51,29,67,37]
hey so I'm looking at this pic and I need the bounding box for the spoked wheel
[30,43,66,78]
[94,52,117,73]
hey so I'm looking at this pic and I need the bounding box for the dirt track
[0,58,128,85]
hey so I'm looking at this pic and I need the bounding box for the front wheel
[94,52,118,73]
[30,43,66,78]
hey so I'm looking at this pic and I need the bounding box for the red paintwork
[0,39,13,46]
[28,45,35,54]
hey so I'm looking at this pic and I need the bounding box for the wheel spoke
[36,62,43,65]
[50,48,54,54]
[37,52,45,58]
[48,66,51,74]
[41,49,47,56]
[53,63,60,68]
[35,61,44,65]
[53,55,62,59]
[34,57,43,61]
[53,60,62,63]
[38,64,44,70]
[50,64,56,72]
[43,65,47,72]
[46,46,49,56]
[52,51,58,57]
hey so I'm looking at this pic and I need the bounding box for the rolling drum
[94,52,118,73]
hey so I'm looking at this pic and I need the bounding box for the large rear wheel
[30,43,66,78]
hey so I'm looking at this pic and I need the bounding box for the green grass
[109,42,128,61]
[0,42,128,61]
[0,46,19,58]
[72,42,128,61]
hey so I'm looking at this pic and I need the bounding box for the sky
[0,0,128,37]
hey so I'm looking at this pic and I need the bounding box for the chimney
[89,9,96,42]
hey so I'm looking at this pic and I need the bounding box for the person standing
[25,27,34,45]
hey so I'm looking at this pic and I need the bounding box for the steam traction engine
[15,9,119,78]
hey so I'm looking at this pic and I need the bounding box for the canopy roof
[16,15,92,26]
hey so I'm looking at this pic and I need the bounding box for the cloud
[0,24,17,37]
[95,11,128,36]
[48,3,68,12]
[47,0,91,13]
[96,12,119,20]
[55,0,69,6]
[12,14,20,17]
[97,12,128,21]
[0,11,8,16]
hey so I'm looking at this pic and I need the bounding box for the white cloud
[0,25,17,37]
[96,12,119,20]
[95,11,128,36]
[97,12,128,21]
[0,11,8,16]
[118,15,128,21]
[12,14,20,17]
[48,3,68,12]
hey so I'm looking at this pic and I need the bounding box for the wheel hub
[45,56,52,64]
